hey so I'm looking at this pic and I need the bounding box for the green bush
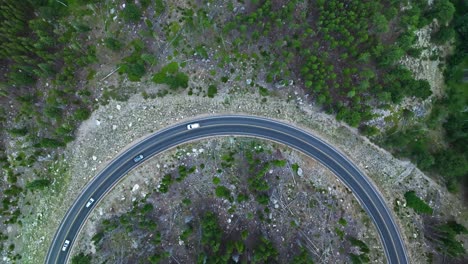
[26,179,51,191]
[38,138,65,148]
[158,174,173,193]
[215,186,232,201]
[152,62,189,89]
[91,231,104,244]
[252,236,278,262]
[428,0,455,25]
[426,220,467,258]
[431,26,456,44]
[404,191,433,214]
[154,0,166,16]
[292,247,315,264]
[71,252,92,264]
[349,237,370,254]
[212,177,220,185]
[122,3,141,23]
[8,127,28,137]
[207,84,217,98]
[104,37,122,51]
[200,212,223,253]
[73,108,91,121]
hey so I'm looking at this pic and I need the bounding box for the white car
[133,154,144,163]
[187,123,200,130]
[62,240,70,251]
[86,198,95,208]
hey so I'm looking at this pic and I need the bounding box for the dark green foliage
[44,105,62,120]
[212,177,220,185]
[292,247,315,264]
[200,212,223,254]
[259,86,269,96]
[118,41,149,81]
[152,62,189,89]
[432,150,467,192]
[431,26,456,44]
[350,253,370,264]
[73,108,91,121]
[236,193,249,203]
[121,3,141,23]
[104,37,122,51]
[252,236,279,262]
[429,0,455,25]
[348,236,370,263]
[175,165,195,182]
[336,107,362,127]
[148,252,170,263]
[91,231,104,244]
[404,191,433,214]
[26,179,51,191]
[372,14,389,33]
[154,0,166,16]
[141,203,153,215]
[291,163,299,174]
[338,217,348,226]
[215,186,232,201]
[180,225,194,242]
[38,138,65,148]
[425,220,467,258]
[8,127,28,137]
[207,84,217,98]
[71,252,92,264]
[378,46,405,67]
[359,125,379,137]
[158,174,173,193]
[271,159,286,167]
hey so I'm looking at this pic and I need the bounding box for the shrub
[431,26,455,44]
[207,84,217,98]
[252,236,278,262]
[154,0,165,16]
[73,108,91,121]
[215,186,232,201]
[91,232,104,244]
[152,63,189,89]
[212,177,220,185]
[38,138,65,148]
[8,127,28,137]
[349,237,369,254]
[122,3,141,23]
[104,37,122,51]
[404,191,433,214]
[292,247,315,264]
[26,179,51,191]
[429,0,455,25]
[200,212,223,253]
[158,174,173,193]
[359,125,379,137]
[425,220,467,258]
[71,252,92,264]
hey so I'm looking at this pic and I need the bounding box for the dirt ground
[75,137,383,263]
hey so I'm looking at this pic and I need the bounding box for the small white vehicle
[62,240,70,251]
[133,154,144,163]
[187,123,200,130]
[86,198,95,208]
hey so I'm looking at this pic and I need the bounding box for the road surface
[46,115,408,264]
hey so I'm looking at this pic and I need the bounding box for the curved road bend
[46,115,408,264]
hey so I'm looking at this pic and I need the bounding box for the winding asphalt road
[45,115,408,264]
